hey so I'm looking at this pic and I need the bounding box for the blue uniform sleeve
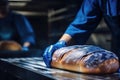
[14,13,35,46]
[106,0,120,16]
[65,0,102,44]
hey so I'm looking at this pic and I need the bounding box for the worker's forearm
[59,34,72,44]
[23,42,30,47]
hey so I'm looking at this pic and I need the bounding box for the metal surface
[0,49,42,58]
[0,57,120,80]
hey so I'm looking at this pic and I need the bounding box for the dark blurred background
[9,0,111,50]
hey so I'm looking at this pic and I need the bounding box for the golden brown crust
[51,45,119,74]
[79,58,119,74]
[0,41,22,51]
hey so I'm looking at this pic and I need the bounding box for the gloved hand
[43,40,67,67]
[22,46,29,51]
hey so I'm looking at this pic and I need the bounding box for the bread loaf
[0,41,22,51]
[51,45,119,74]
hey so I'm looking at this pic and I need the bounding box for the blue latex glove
[22,46,29,51]
[43,40,67,67]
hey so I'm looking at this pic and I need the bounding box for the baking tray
[0,57,120,80]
